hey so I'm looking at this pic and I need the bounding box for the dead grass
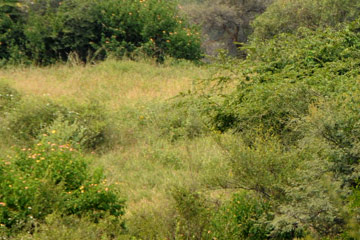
[0,59,208,109]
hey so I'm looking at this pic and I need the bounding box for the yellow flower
[51,130,56,134]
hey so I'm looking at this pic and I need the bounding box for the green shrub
[209,192,271,240]
[142,98,207,142]
[20,0,201,65]
[251,0,360,41]
[189,17,360,238]
[5,97,109,150]
[0,0,28,65]
[172,187,211,240]
[217,135,299,200]
[0,134,125,237]
[200,18,360,141]
[6,97,64,143]
[305,94,360,186]
[346,184,360,239]
[125,201,177,240]
[0,80,21,115]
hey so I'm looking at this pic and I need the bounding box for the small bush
[143,98,207,142]
[218,135,299,199]
[0,134,125,237]
[5,97,109,150]
[125,201,176,240]
[0,80,21,115]
[209,192,271,240]
[6,97,65,143]
[305,94,360,186]
[172,187,211,240]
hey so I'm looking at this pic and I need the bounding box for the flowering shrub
[4,0,202,65]
[0,133,125,236]
[6,98,108,150]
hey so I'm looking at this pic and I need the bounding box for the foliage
[142,97,207,142]
[172,186,211,240]
[0,134,125,237]
[0,80,21,115]
[0,0,28,65]
[4,97,109,150]
[201,19,360,139]
[217,135,298,199]
[251,0,360,41]
[209,192,271,240]
[11,213,124,240]
[2,0,202,65]
[189,14,360,239]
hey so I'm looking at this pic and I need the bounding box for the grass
[0,58,224,239]
[0,59,208,108]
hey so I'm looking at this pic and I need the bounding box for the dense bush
[0,134,125,237]
[0,0,28,65]
[142,98,206,142]
[209,192,271,240]
[171,187,273,240]
[251,0,360,41]
[4,97,109,150]
[2,0,202,65]
[189,16,360,238]
[172,187,211,239]
[201,19,360,138]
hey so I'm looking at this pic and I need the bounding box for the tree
[183,0,272,56]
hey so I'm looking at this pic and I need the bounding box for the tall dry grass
[1,59,227,239]
[0,59,208,109]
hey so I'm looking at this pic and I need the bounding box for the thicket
[186,11,360,239]
[0,133,125,237]
[251,0,360,41]
[0,0,201,65]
